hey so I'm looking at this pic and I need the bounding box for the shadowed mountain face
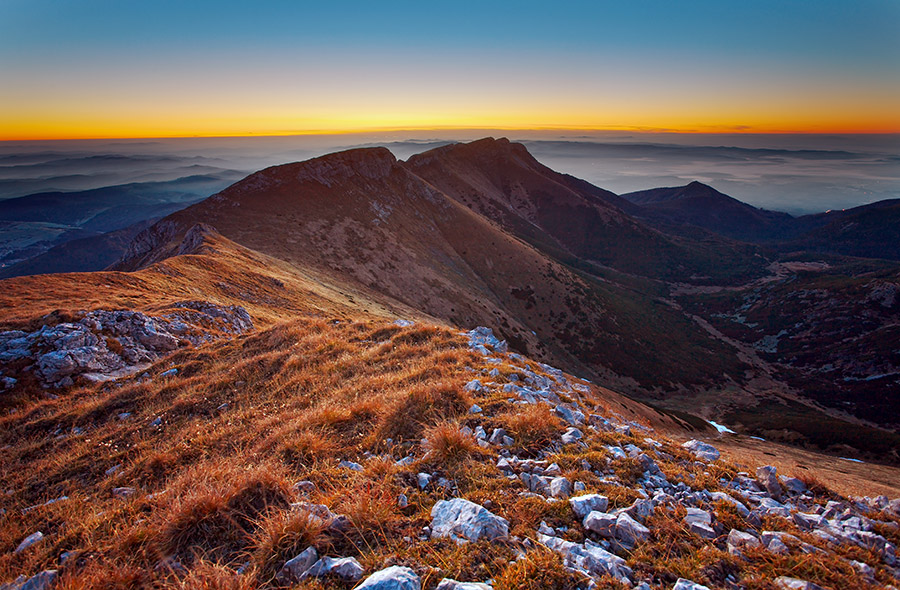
[784,200,900,260]
[622,181,900,261]
[621,181,795,242]
[407,139,766,284]
[114,144,750,392]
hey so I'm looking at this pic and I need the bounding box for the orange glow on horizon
[3,120,900,142]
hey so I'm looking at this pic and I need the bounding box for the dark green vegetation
[725,399,900,463]
[681,262,900,433]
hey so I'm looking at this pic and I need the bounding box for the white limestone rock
[430,498,509,543]
[681,440,720,462]
[569,494,609,519]
[356,566,422,590]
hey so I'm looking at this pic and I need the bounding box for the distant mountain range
[0,172,241,276]
[622,181,900,260]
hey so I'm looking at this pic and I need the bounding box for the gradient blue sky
[2,0,899,138]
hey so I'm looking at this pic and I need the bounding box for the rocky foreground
[2,324,899,590]
[0,301,253,390]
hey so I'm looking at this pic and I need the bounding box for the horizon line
[4,126,900,142]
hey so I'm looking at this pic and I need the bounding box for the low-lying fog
[1,131,897,215]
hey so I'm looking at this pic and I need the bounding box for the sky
[1,0,899,140]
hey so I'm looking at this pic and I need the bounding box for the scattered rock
[431,498,509,543]
[290,502,349,531]
[539,534,633,582]
[673,579,711,590]
[112,487,136,499]
[356,566,422,590]
[570,494,609,519]
[561,427,583,444]
[302,556,364,582]
[339,460,364,472]
[14,531,43,554]
[276,547,318,584]
[435,579,491,590]
[781,476,807,495]
[583,511,617,537]
[464,380,484,393]
[684,508,716,539]
[773,576,824,590]
[0,302,252,388]
[4,570,58,590]
[615,513,649,545]
[756,466,784,501]
[682,440,720,462]
[727,529,761,556]
[549,477,572,499]
[293,480,316,495]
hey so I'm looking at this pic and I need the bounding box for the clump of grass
[162,561,258,590]
[56,560,149,590]
[610,457,644,486]
[498,404,562,451]
[424,422,481,464]
[275,427,340,469]
[494,549,584,590]
[250,510,326,584]
[154,464,292,565]
[370,382,471,443]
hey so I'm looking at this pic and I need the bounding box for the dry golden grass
[497,404,563,452]
[494,549,585,590]
[0,316,478,586]
[1,240,898,588]
[423,422,483,465]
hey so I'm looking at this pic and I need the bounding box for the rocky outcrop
[0,301,252,388]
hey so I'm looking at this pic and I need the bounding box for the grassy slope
[1,317,898,589]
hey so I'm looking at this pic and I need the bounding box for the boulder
[615,513,649,545]
[356,566,421,590]
[570,494,609,519]
[673,580,711,590]
[276,547,318,584]
[431,498,509,543]
[756,466,784,500]
[681,440,719,461]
